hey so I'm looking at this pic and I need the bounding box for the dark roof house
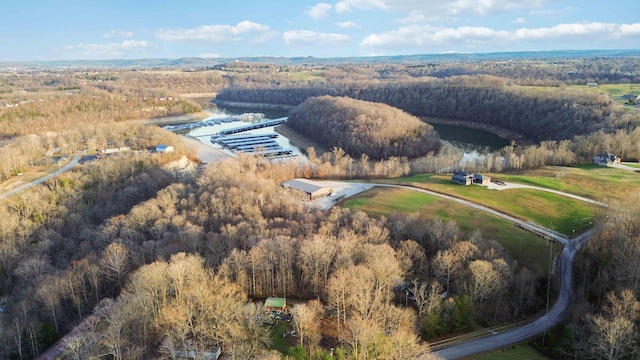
[452,171,473,186]
[593,153,621,166]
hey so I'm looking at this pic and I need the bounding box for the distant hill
[2,49,639,70]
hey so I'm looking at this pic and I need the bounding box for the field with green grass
[342,187,558,275]
[622,162,640,169]
[467,343,549,360]
[599,83,640,97]
[379,175,598,235]
[394,165,639,202]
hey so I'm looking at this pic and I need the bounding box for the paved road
[308,180,596,359]
[434,229,592,359]
[0,155,79,200]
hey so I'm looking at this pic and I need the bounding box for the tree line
[216,76,636,143]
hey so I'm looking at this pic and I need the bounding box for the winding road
[313,180,597,359]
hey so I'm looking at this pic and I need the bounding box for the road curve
[434,229,592,359]
[327,182,595,359]
[0,155,79,200]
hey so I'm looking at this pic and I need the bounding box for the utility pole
[543,222,554,345]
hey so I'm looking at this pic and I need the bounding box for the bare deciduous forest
[0,57,640,359]
[287,96,441,160]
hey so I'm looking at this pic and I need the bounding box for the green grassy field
[394,165,639,202]
[599,83,640,97]
[467,344,549,360]
[378,175,598,235]
[269,321,294,353]
[343,187,558,275]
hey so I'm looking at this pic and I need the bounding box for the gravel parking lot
[303,180,374,210]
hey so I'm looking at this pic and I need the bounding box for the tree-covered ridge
[217,76,636,142]
[288,96,441,160]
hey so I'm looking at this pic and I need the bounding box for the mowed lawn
[385,175,598,235]
[342,187,557,275]
[394,165,640,202]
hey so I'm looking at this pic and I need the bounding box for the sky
[1,0,639,61]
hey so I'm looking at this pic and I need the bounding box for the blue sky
[2,0,639,61]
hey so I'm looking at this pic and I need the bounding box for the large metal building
[281,179,333,200]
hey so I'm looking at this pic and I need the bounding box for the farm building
[452,171,473,186]
[156,144,174,153]
[281,179,333,200]
[593,152,621,166]
[264,297,287,312]
[473,173,491,185]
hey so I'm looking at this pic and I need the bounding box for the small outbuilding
[452,171,473,186]
[281,179,333,200]
[593,152,621,166]
[473,173,491,185]
[264,297,287,312]
[156,144,174,153]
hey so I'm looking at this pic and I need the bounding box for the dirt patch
[180,135,230,164]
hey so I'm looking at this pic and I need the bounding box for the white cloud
[337,0,555,16]
[514,22,618,40]
[619,23,640,36]
[336,21,360,28]
[156,21,272,44]
[360,22,640,50]
[512,17,527,24]
[397,10,427,24]
[283,30,350,45]
[335,0,387,13]
[529,6,578,17]
[63,40,151,57]
[248,30,278,44]
[306,3,333,19]
[104,30,134,38]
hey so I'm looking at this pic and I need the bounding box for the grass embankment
[343,187,558,275]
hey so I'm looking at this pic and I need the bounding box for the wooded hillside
[216,77,636,142]
[287,96,441,160]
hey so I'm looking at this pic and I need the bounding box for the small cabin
[264,297,287,312]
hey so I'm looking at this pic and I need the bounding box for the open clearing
[342,187,559,275]
[384,173,599,235]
